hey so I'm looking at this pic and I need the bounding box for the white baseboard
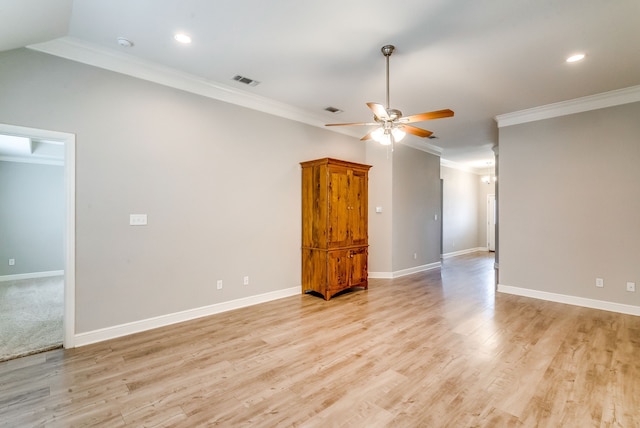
[441,247,487,259]
[0,270,64,282]
[74,286,302,347]
[369,261,441,279]
[368,272,393,279]
[497,284,640,316]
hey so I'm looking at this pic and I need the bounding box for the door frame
[0,123,75,348]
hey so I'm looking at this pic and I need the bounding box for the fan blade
[401,109,454,123]
[325,122,377,127]
[366,102,389,120]
[360,130,375,141]
[404,125,433,138]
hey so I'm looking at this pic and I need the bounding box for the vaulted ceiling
[2,0,639,167]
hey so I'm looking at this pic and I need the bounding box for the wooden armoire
[301,158,372,300]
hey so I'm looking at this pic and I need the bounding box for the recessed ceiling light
[566,53,586,63]
[174,33,192,44]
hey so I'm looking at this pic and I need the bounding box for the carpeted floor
[0,276,63,362]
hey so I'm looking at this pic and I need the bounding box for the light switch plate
[129,214,148,226]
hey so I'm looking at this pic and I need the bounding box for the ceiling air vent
[232,75,260,87]
[324,106,343,114]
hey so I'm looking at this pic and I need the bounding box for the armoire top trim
[495,85,640,128]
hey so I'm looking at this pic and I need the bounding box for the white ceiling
[2,0,640,167]
[0,0,72,51]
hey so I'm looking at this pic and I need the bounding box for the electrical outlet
[413,253,417,260]
[216,280,223,290]
[243,276,249,286]
[8,258,15,266]
[626,282,636,292]
[595,278,604,288]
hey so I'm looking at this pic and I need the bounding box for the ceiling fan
[326,45,454,148]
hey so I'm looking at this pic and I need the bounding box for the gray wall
[441,165,494,255]
[0,160,64,275]
[366,143,393,274]
[499,101,640,307]
[392,145,441,271]
[0,48,366,333]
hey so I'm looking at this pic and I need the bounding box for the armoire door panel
[349,247,368,288]
[327,250,350,291]
[327,166,350,248]
[349,169,368,246]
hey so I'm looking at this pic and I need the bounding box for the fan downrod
[381,45,395,111]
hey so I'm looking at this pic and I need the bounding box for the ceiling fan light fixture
[371,127,392,146]
[371,127,385,143]
[379,132,392,146]
[392,127,406,142]
[324,45,453,146]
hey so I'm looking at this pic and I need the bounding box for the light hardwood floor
[1,252,638,427]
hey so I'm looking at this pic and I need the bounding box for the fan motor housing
[386,108,402,121]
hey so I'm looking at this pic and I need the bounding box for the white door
[487,194,496,251]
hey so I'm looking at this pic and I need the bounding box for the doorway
[0,123,75,352]
[487,194,496,251]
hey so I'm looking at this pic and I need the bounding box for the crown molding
[27,37,352,135]
[26,38,452,153]
[26,37,453,155]
[440,159,483,175]
[400,138,443,157]
[495,85,640,128]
